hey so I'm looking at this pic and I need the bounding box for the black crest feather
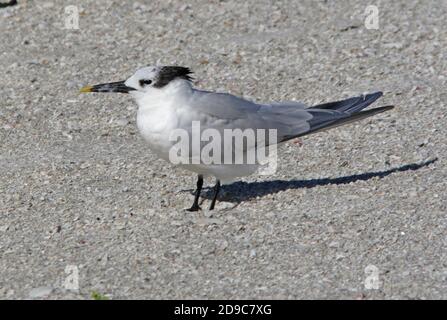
[153,66,193,88]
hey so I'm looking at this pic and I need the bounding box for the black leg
[209,180,221,210]
[187,175,203,211]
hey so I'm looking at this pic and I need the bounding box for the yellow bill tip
[79,85,93,93]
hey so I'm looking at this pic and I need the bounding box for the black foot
[187,175,203,212]
[186,204,201,212]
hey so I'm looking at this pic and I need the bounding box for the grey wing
[189,90,314,143]
[189,90,387,143]
[179,90,387,165]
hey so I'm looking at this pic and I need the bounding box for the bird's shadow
[196,158,437,203]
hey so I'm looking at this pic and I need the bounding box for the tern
[80,66,393,211]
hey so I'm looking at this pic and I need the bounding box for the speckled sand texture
[0,0,445,299]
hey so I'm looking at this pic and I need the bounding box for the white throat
[133,79,194,159]
[132,79,193,112]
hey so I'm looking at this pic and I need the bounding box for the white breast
[136,109,174,158]
[134,80,191,161]
[131,80,262,182]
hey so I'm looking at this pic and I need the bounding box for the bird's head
[80,66,193,95]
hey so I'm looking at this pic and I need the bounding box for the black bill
[80,81,135,94]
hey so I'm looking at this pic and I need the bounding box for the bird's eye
[139,79,152,86]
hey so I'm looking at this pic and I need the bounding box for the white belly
[136,107,262,181]
[137,106,179,161]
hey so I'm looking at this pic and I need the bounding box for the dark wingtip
[310,91,384,112]
[366,91,383,100]
[372,91,383,97]
[362,105,394,115]
[361,91,383,104]
[378,105,394,111]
